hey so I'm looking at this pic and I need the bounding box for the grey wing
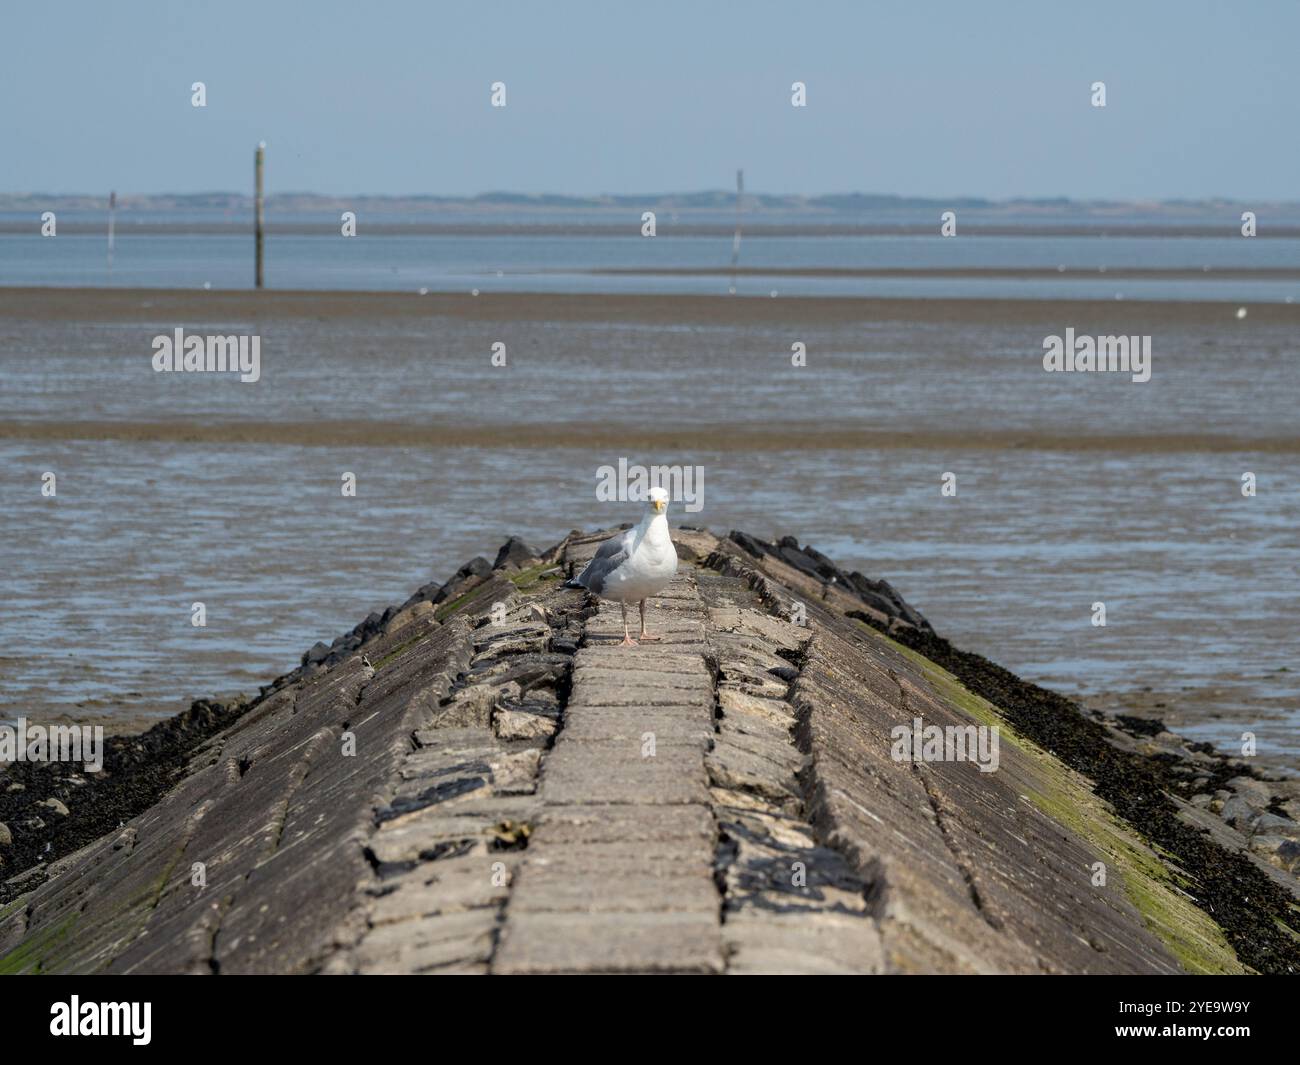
[572,530,632,595]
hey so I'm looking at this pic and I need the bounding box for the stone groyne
[2,528,1297,974]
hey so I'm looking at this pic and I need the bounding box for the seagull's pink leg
[638,599,660,641]
[620,601,637,646]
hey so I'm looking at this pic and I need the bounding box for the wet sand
[5,419,1296,454]
[6,286,1298,454]
[7,284,1300,324]
[3,286,1297,771]
[1080,681,1300,771]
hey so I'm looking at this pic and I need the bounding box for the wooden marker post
[254,142,265,289]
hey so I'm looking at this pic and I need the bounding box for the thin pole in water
[107,190,116,277]
[254,142,265,289]
[730,169,744,288]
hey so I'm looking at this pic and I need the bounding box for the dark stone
[494,537,541,570]
[846,572,931,631]
[728,531,930,631]
[800,544,840,577]
[728,531,772,559]
[400,580,443,612]
[377,775,489,821]
[466,652,571,692]
[1220,795,1258,828]
[1115,715,1166,738]
[432,558,493,604]
[1253,813,1300,840]
[776,545,823,579]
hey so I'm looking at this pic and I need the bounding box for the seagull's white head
[647,486,670,515]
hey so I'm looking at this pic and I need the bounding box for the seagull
[567,486,678,646]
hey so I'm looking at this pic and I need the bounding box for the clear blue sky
[3,0,1297,200]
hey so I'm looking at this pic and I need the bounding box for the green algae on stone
[0,911,79,975]
[507,565,561,592]
[0,896,27,925]
[863,624,1246,975]
[373,632,426,672]
[434,579,503,622]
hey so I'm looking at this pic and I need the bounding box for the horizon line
[0,190,1290,209]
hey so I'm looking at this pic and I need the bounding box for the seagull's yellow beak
[653,499,667,513]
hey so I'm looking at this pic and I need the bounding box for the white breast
[603,515,677,602]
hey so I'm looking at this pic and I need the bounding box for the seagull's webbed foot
[620,634,639,647]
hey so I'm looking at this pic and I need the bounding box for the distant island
[7,190,1296,238]
[1,190,1292,215]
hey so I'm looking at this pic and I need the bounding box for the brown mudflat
[6,283,1300,325]
[3,284,1296,774]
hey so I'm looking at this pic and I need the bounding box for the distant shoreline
[9,222,1300,239]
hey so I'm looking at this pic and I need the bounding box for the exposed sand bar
[4,285,1300,327]
[588,266,1300,281]
[5,418,1296,454]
